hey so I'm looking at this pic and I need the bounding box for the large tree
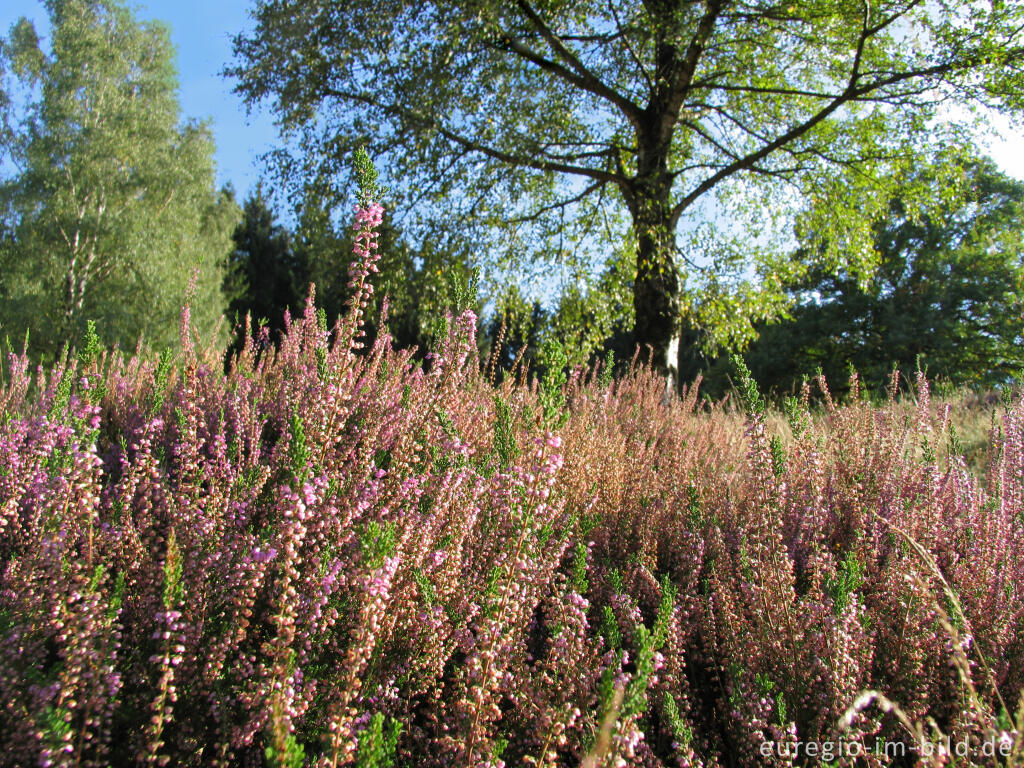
[230,0,1024,386]
[0,0,239,359]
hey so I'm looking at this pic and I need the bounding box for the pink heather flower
[353,202,385,228]
[301,483,317,506]
[367,556,400,599]
[252,547,278,564]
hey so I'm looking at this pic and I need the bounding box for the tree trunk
[628,162,681,392]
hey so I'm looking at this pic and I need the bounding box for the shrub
[0,193,1023,767]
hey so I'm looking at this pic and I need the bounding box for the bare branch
[322,85,626,186]
[513,0,645,127]
[507,179,606,224]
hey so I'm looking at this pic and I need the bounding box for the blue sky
[1,0,278,198]
[2,0,1022,203]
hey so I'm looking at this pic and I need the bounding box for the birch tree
[0,0,239,359]
[230,0,1024,387]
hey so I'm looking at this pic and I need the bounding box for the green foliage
[775,691,788,728]
[492,394,519,470]
[685,484,702,529]
[353,147,384,208]
[162,527,183,611]
[39,705,73,761]
[783,395,811,439]
[662,693,693,749]
[0,0,239,361]
[413,568,437,607]
[489,736,509,764]
[570,541,589,595]
[354,713,401,768]
[47,358,74,422]
[79,320,102,368]
[150,349,174,416]
[359,520,397,570]
[230,0,1024,370]
[753,673,788,726]
[770,435,787,478]
[265,734,305,768]
[537,337,569,428]
[288,411,310,487]
[947,423,965,461]
[731,354,765,417]
[743,154,1024,396]
[78,320,106,404]
[825,550,865,617]
[107,570,126,620]
[621,577,675,717]
[599,605,622,651]
[443,267,479,318]
[599,350,615,390]
[754,671,775,697]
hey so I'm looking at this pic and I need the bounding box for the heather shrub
[1,184,1023,766]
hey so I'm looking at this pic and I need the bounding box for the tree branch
[507,179,606,224]
[322,85,625,185]
[513,0,644,127]
[607,0,653,90]
[660,0,727,145]
[671,26,988,221]
[698,82,839,99]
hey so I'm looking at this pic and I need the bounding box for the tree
[224,188,309,347]
[0,0,239,359]
[230,0,1024,386]
[738,154,1024,395]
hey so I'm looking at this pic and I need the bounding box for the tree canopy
[0,0,239,359]
[230,0,1024,385]
[736,154,1024,395]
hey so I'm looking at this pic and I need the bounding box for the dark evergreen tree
[224,189,309,348]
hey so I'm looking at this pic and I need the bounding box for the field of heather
[0,203,1022,768]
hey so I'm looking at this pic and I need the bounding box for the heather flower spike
[341,149,386,356]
